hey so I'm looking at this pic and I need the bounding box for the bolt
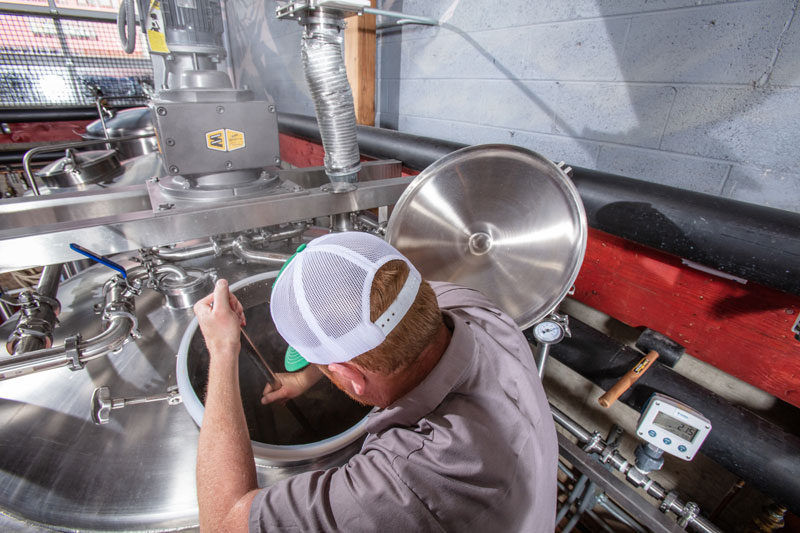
[158,203,175,211]
[274,157,281,165]
[169,165,179,174]
[268,105,276,113]
[225,160,233,169]
[157,107,167,116]
[216,106,225,114]
[166,138,175,146]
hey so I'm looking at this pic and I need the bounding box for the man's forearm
[197,346,259,531]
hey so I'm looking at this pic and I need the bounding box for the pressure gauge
[533,320,565,344]
[636,393,711,461]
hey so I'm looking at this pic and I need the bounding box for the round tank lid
[35,148,120,187]
[85,107,154,139]
[386,144,587,329]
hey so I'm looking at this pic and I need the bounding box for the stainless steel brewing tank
[83,107,159,160]
[29,150,164,195]
[0,253,368,532]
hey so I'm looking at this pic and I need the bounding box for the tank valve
[91,385,182,425]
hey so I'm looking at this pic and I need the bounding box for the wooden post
[344,2,376,126]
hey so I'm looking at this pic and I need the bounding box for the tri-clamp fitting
[6,264,63,355]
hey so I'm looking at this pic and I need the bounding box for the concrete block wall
[226,1,313,117]
[377,0,800,212]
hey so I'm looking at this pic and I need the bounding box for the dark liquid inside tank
[186,279,371,445]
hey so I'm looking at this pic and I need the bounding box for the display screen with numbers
[652,411,699,442]
[637,393,711,461]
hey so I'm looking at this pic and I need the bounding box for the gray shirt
[249,282,558,532]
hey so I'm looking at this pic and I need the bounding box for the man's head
[270,232,445,406]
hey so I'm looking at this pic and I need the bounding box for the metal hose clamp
[678,501,700,528]
[582,432,603,454]
[31,293,61,315]
[660,490,679,514]
[65,334,83,371]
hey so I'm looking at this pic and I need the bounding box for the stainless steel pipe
[152,224,307,262]
[231,238,290,267]
[550,403,722,533]
[0,288,135,379]
[7,264,63,355]
[0,260,197,381]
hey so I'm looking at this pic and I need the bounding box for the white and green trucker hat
[271,232,421,372]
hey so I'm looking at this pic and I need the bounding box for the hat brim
[284,346,310,372]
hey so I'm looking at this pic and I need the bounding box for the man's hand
[194,279,246,357]
[262,365,323,404]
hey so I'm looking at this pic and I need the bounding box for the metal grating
[0,10,153,107]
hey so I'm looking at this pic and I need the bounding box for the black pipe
[0,106,136,123]
[568,169,800,296]
[277,112,800,296]
[542,317,800,515]
[0,151,62,166]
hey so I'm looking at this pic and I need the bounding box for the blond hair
[352,260,442,374]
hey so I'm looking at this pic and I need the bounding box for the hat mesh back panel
[276,261,321,352]
[302,251,365,339]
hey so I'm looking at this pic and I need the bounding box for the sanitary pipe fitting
[300,9,361,184]
[151,224,309,262]
[6,264,63,355]
[231,236,290,267]
[552,404,723,533]
[0,274,140,380]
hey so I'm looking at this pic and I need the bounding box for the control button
[648,430,657,438]
[663,437,672,445]
[678,445,687,453]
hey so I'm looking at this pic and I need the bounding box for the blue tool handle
[69,243,127,279]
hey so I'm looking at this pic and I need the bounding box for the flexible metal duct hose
[301,18,361,183]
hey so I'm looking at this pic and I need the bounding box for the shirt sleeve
[248,448,443,533]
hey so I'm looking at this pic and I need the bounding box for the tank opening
[185,280,370,446]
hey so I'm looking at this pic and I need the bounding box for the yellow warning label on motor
[147,1,170,54]
[225,129,245,151]
[205,129,245,152]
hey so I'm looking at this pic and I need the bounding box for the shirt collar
[365,310,477,433]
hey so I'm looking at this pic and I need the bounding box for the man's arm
[194,279,260,532]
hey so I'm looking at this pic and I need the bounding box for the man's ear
[328,362,366,396]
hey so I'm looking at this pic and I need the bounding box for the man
[194,232,558,532]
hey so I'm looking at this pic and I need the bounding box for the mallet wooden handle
[598,350,660,408]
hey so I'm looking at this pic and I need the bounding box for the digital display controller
[653,411,699,442]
